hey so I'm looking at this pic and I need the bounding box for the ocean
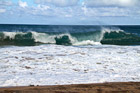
[0,24,140,46]
[0,24,140,86]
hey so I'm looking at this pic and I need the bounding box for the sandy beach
[0,82,140,93]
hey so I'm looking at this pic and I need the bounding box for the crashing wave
[0,27,140,46]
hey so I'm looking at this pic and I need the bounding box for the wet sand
[0,82,140,93]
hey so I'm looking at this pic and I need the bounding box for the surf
[0,27,140,46]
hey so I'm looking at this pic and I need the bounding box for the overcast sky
[0,0,140,25]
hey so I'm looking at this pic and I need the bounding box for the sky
[0,0,140,25]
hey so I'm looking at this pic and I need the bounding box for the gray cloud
[35,0,79,7]
[0,8,6,13]
[84,0,140,7]
[81,6,132,17]
[0,0,12,14]
[0,0,12,6]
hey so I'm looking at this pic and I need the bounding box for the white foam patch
[32,32,77,44]
[31,31,56,43]
[2,32,26,39]
[73,40,101,45]
[0,45,140,86]
[101,27,124,33]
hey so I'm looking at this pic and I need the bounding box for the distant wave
[0,27,140,46]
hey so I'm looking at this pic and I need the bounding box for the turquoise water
[0,24,140,46]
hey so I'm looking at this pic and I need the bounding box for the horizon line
[0,23,140,26]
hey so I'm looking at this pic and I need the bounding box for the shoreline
[0,82,140,93]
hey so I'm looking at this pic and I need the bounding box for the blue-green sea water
[0,24,140,46]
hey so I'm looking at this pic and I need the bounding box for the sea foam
[0,45,140,86]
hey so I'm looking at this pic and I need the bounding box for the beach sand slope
[0,82,140,93]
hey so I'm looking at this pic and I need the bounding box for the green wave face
[101,31,140,45]
[0,25,140,46]
[0,32,35,46]
[0,30,140,46]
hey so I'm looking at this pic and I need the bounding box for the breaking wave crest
[0,27,140,46]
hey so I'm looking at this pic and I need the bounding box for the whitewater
[0,45,140,86]
[0,25,140,87]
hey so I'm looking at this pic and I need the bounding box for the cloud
[0,0,12,14]
[26,5,77,17]
[0,0,12,6]
[1,0,140,25]
[18,0,28,8]
[35,0,79,7]
[37,4,50,11]
[0,9,6,13]
[81,6,131,17]
[84,0,139,7]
